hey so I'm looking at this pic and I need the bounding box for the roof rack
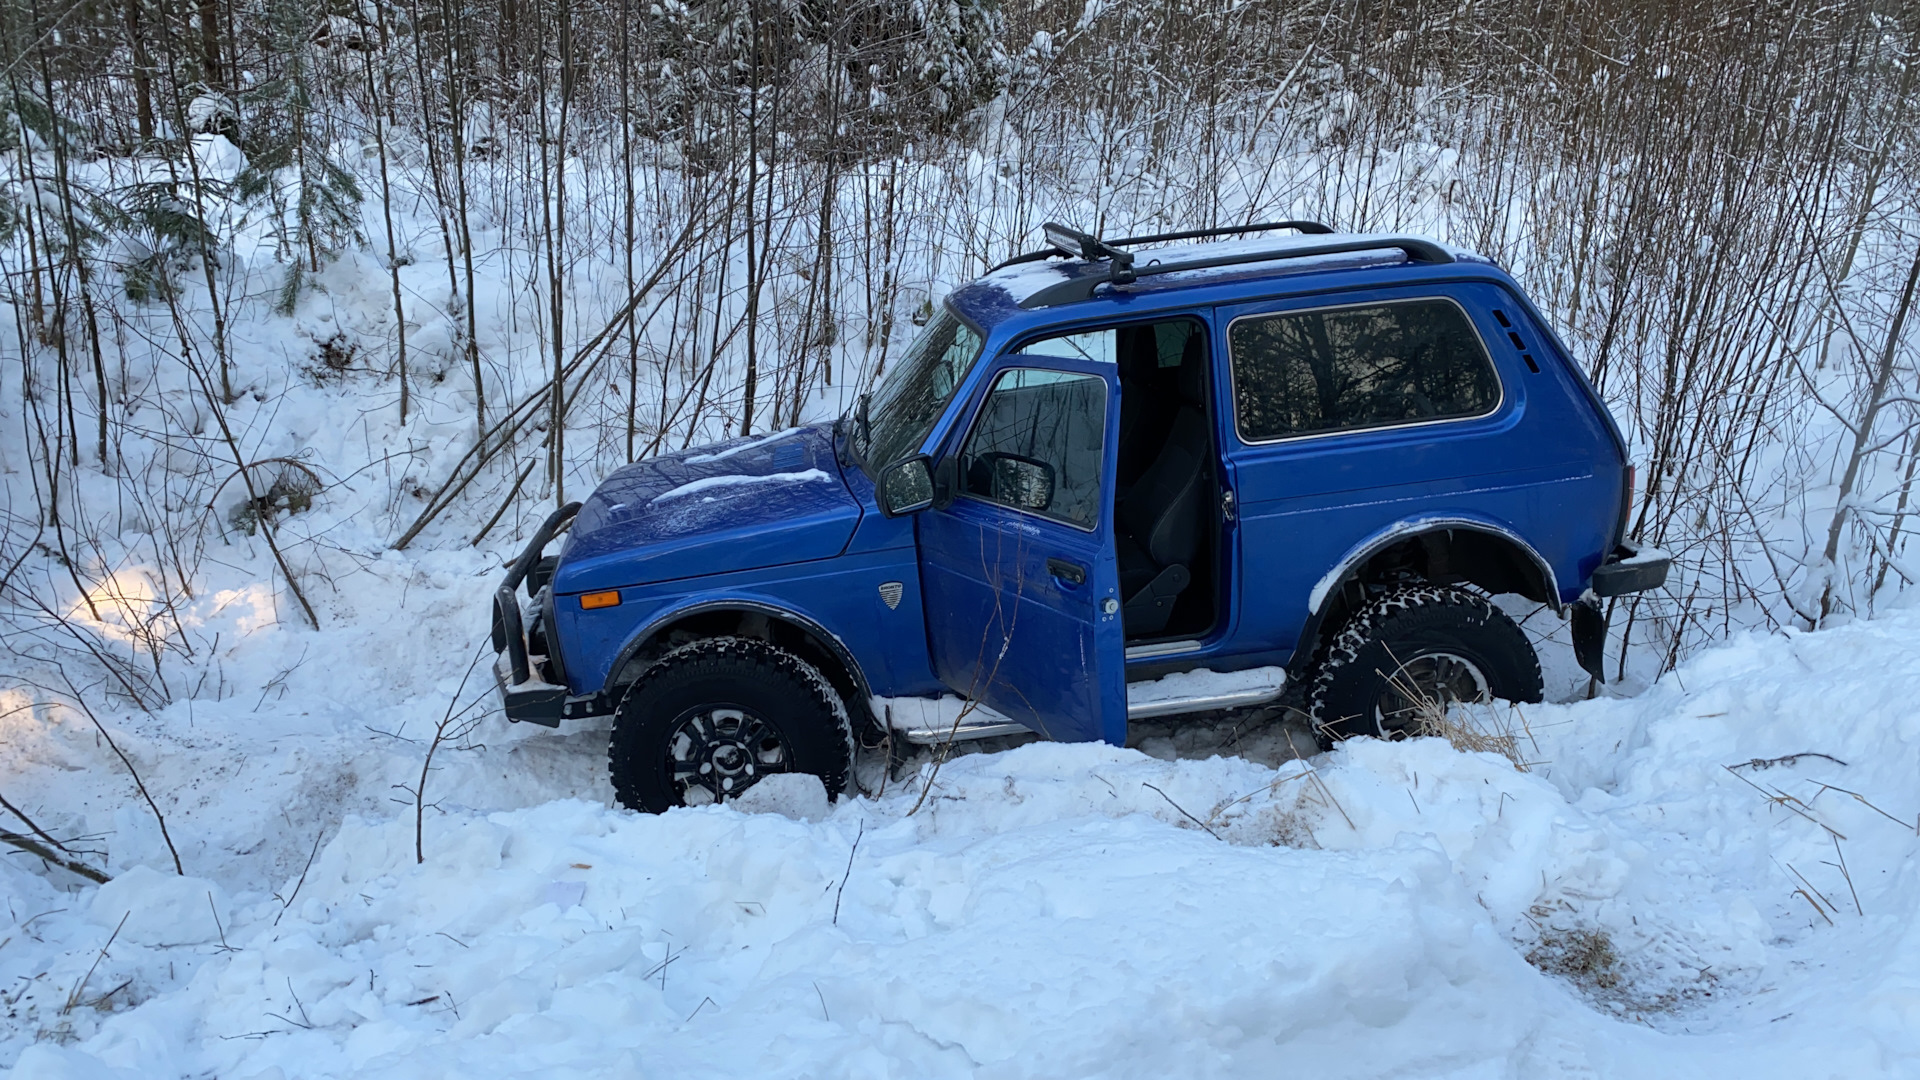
[1108,220,1334,246]
[987,220,1333,274]
[1009,222,1456,309]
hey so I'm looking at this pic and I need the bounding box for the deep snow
[6,598,1920,1078]
[1,119,1915,1080]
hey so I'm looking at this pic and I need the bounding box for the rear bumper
[491,502,610,727]
[1572,540,1673,681]
[1591,540,1671,598]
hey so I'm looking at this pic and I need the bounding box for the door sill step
[878,696,1029,745]
[1124,638,1203,659]
[898,719,1031,745]
[1125,665,1288,720]
[877,665,1290,745]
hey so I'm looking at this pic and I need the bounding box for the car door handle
[1046,557,1087,586]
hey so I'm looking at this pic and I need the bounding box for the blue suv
[489,222,1668,812]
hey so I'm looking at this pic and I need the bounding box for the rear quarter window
[1228,297,1500,441]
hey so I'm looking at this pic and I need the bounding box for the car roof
[946,232,1497,335]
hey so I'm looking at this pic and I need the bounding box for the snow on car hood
[553,424,860,593]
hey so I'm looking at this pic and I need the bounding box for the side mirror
[978,452,1056,512]
[877,455,936,517]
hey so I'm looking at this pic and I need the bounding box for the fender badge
[878,582,904,610]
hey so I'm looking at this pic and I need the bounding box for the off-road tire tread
[1308,584,1542,744]
[608,636,855,813]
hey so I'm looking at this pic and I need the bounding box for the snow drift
[6,604,1920,1078]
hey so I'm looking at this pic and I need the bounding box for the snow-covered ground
[0,93,1914,1078]
[6,582,1919,1077]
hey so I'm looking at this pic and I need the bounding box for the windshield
[860,306,984,469]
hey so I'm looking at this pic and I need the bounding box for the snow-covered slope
[6,603,1920,1077]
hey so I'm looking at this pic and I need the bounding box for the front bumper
[491,501,609,727]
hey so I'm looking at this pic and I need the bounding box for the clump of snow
[184,94,235,133]
[728,772,830,821]
[682,427,803,464]
[88,866,232,948]
[877,693,1020,733]
[189,133,245,180]
[648,468,832,504]
[1123,664,1285,715]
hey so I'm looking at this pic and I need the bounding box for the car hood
[552,424,861,594]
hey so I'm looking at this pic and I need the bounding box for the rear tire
[608,637,855,813]
[1309,585,1542,745]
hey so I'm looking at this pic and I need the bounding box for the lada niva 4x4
[489,222,1669,812]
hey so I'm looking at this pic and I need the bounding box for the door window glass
[961,369,1107,529]
[1228,298,1499,441]
[1018,328,1116,365]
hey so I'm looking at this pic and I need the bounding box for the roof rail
[1107,220,1333,246]
[987,220,1334,274]
[1018,233,1457,309]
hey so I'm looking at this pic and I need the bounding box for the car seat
[1116,335,1210,636]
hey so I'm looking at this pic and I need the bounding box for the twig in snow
[814,981,830,1021]
[832,820,864,925]
[252,646,310,713]
[83,979,132,1010]
[1722,765,1844,839]
[686,996,716,1022]
[470,458,540,547]
[55,679,184,875]
[274,830,324,926]
[1285,738,1356,830]
[1782,862,1836,914]
[209,892,235,952]
[1143,783,1221,840]
[0,830,109,884]
[0,786,75,855]
[64,912,128,1013]
[643,947,678,989]
[1806,782,1913,832]
[409,642,491,864]
[1205,766,1313,828]
[1729,752,1848,770]
[267,977,314,1030]
[1793,888,1834,927]
[175,347,321,629]
[1831,833,1863,916]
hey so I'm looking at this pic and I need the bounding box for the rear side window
[961,369,1107,529]
[1228,298,1500,441]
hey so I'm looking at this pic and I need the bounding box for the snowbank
[6,609,1920,1077]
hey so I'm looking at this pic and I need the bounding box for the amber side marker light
[580,591,622,610]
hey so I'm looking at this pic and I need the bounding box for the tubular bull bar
[491,501,603,727]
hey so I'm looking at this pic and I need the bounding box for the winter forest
[4,0,1920,1075]
[1,0,1914,670]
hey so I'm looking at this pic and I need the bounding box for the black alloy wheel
[1371,650,1492,733]
[608,636,855,813]
[666,705,792,805]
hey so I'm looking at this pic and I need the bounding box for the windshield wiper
[855,392,873,459]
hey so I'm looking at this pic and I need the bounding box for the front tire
[1309,585,1542,744]
[608,637,855,813]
